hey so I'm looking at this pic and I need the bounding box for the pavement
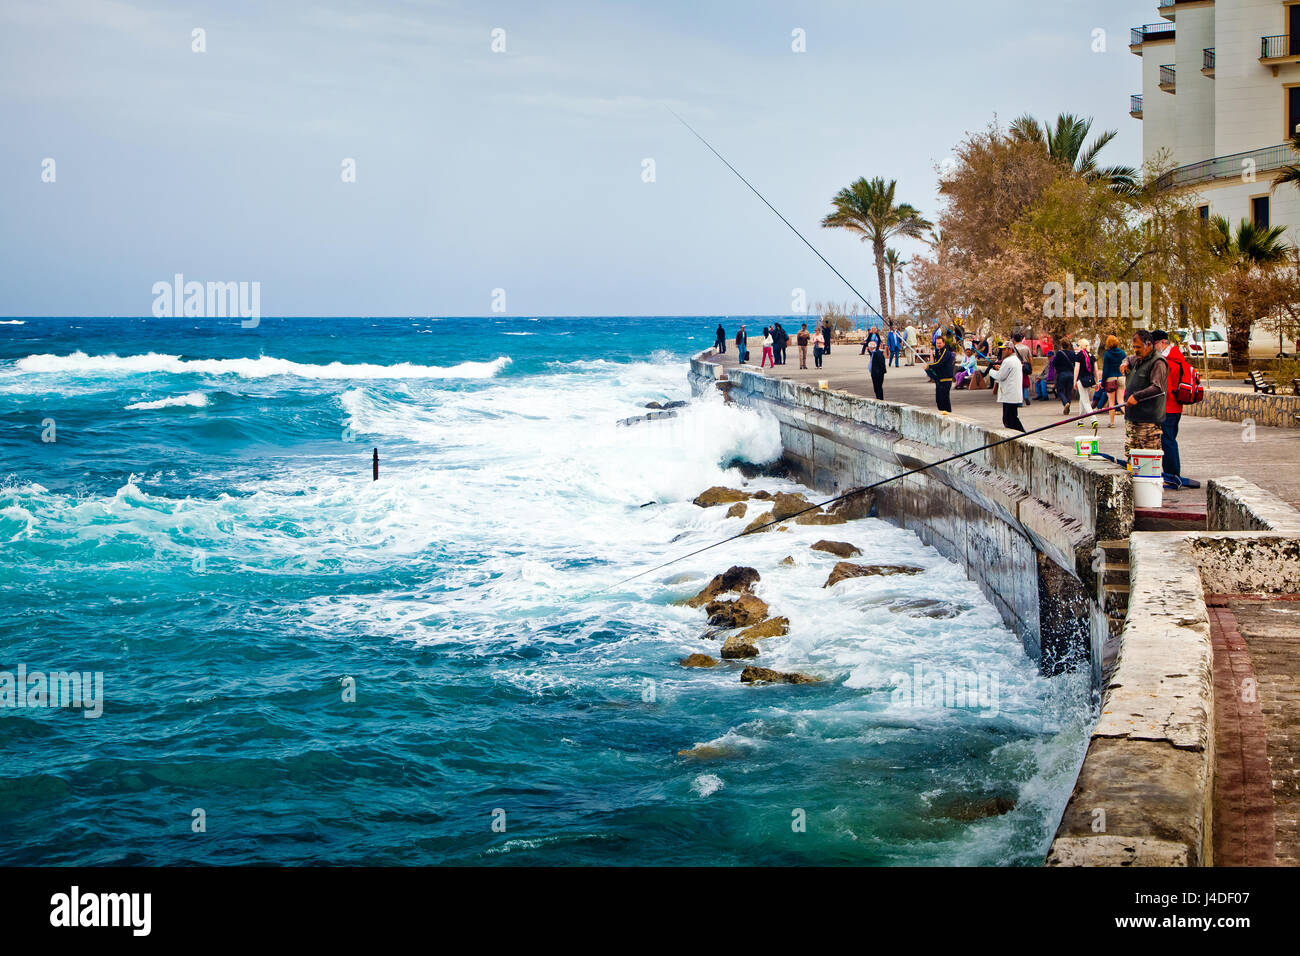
[711,339,1300,510]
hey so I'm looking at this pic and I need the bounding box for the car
[1174,328,1228,357]
[1020,331,1053,356]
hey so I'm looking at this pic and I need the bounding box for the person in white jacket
[989,343,1025,432]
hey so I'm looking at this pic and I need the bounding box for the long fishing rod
[603,396,1158,593]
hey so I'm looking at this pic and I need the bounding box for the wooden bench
[1248,370,1278,394]
[1292,377,1300,397]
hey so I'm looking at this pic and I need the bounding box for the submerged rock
[680,653,718,668]
[888,597,963,620]
[742,510,776,535]
[720,636,759,659]
[795,511,847,526]
[811,540,862,558]
[823,561,924,588]
[662,400,687,410]
[726,502,747,519]
[770,492,814,521]
[780,556,795,566]
[737,616,790,641]
[752,490,772,500]
[693,486,750,508]
[933,793,1017,822]
[644,401,663,410]
[683,566,759,608]
[706,595,770,629]
[740,666,820,685]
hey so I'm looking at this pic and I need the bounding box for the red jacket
[1164,345,1188,414]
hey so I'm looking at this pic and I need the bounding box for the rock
[933,794,1017,822]
[770,492,814,521]
[752,490,772,500]
[662,400,687,409]
[705,594,770,629]
[742,510,776,535]
[679,653,718,668]
[693,486,750,508]
[683,566,760,608]
[811,540,862,559]
[823,562,924,588]
[777,525,790,532]
[889,597,963,620]
[644,401,663,409]
[726,502,747,519]
[780,556,795,566]
[737,616,790,641]
[795,511,847,526]
[720,636,759,659]
[678,742,742,760]
[740,666,821,685]
[825,490,875,521]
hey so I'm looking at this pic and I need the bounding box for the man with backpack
[1154,329,1197,480]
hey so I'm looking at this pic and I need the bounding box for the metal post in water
[373,447,379,481]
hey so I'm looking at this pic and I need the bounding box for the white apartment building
[1133,0,1300,235]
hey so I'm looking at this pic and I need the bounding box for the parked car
[1174,328,1228,357]
[1021,331,1053,356]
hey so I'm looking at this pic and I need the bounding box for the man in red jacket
[1152,330,1187,478]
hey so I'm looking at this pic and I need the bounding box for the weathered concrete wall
[1207,476,1300,533]
[690,356,1133,680]
[1182,389,1300,429]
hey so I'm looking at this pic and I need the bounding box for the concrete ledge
[1183,389,1300,429]
[1207,476,1300,533]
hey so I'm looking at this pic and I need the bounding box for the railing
[1131,22,1175,46]
[1131,94,1144,117]
[1155,142,1300,190]
[1262,35,1292,59]
[1160,64,1177,90]
[1203,47,1215,71]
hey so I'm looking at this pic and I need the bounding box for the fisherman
[1123,329,1168,461]
[868,338,887,400]
[1012,332,1033,404]
[989,342,1025,432]
[1153,328,1187,478]
[926,333,956,413]
[715,322,727,353]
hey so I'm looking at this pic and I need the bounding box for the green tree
[1208,216,1293,365]
[821,177,931,327]
[1271,132,1300,192]
[1009,112,1138,195]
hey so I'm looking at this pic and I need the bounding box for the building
[1133,0,1300,347]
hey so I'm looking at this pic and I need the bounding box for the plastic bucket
[1130,449,1164,479]
[1075,437,1098,457]
[817,380,829,390]
[1134,475,1163,509]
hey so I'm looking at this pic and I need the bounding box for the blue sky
[0,0,1147,316]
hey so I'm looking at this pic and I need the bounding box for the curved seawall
[690,353,1132,683]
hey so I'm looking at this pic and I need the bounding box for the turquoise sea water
[0,315,1089,865]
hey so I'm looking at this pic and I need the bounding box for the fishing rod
[603,395,1160,593]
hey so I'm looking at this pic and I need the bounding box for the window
[1252,195,1270,229]
[1198,204,1209,222]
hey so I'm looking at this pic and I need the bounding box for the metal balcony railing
[1155,142,1300,190]
[1130,94,1143,117]
[1262,35,1292,59]
[1203,47,1215,72]
[1159,64,1176,91]
[1131,22,1175,47]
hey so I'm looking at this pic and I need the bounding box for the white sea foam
[14,351,512,381]
[0,320,26,325]
[692,773,725,797]
[125,391,211,411]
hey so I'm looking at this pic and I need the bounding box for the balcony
[1159,64,1176,93]
[1131,22,1175,55]
[1155,142,1300,191]
[1261,35,1300,72]
[1203,47,1215,76]
[1130,94,1143,119]
[1158,0,1176,19]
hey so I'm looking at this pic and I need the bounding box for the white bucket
[1075,437,1098,457]
[817,380,829,390]
[1130,448,1164,479]
[1134,475,1163,509]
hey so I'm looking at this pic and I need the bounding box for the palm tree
[883,248,908,322]
[1010,112,1138,194]
[1208,215,1293,364]
[821,177,931,327]
[1271,131,1300,192]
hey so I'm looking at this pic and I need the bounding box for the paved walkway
[711,341,1300,509]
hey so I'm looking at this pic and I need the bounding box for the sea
[0,315,1091,865]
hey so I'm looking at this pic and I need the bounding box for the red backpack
[1173,358,1204,405]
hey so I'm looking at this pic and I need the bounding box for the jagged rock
[644,401,663,409]
[777,525,790,532]
[683,566,760,608]
[737,616,790,641]
[933,794,1017,822]
[752,490,772,500]
[693,486,750,508]
[770,492,814,521]
[742,510,776,535]
[663,400,687,409]
[811,540,862,558]
[780,556,795,566]
[680,653,718,668]
[795,511,847,526]
[825,490,875,521]
[823,561,924,588]
[705,594,770,628]
[720,636,759,659]
[678,742,743,759]
[726,502,747,519]
[740,666,821,685]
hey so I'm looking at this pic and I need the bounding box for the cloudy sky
[0,0,1146,317]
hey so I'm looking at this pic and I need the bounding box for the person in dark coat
[821,321,833,355]
[1051,338,1077,413]
[926,334,956,412]
[735,325,748,364]
[715,323,726,353]
[867,339,887,400]
[773,322,788,365]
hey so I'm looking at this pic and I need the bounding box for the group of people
[717,321,835,370]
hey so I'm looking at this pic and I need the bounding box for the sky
[0,0,1149,317]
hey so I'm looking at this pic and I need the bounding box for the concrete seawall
[690,354,1132,681]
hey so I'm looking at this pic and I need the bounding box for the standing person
[812,327,825,369]
[735,324,748,364]
[821,320,833,356]
[990,342,1025,432]
[868,339,887,400]
[904,322,918,365]
[1052,339,1077,413]
[773,322,788,366]
[860,326,881,355]
[1100,334,1126,428]
[926,334,955,413]
[715,323,727,353]
[797,323,810,369]
[1124,329,1169,461]
[1012,332,1033,404]
[887,325,902,367]
[1153,329,1187,479]
[1073,338,1097,423]
[760,327,774,368]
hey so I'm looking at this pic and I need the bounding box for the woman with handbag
[1073,338,1097,423]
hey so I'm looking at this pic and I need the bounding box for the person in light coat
[989,343,1025,432]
